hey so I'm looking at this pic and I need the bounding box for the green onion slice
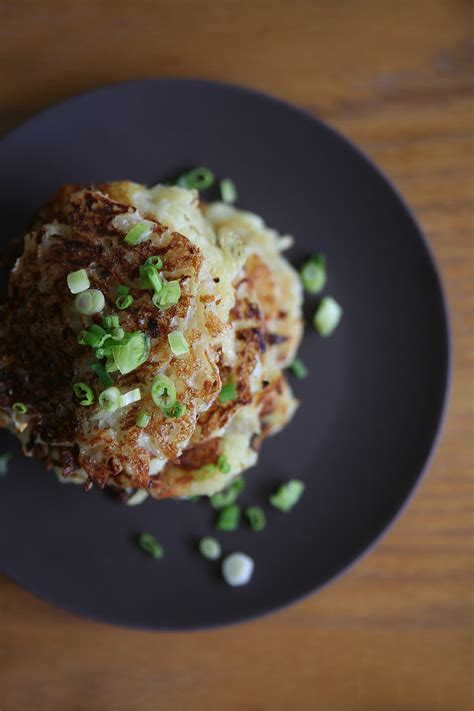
[245,506,266,531]
[219,382,237,404]
[150,374,176,409]
[220,178,237,204]
[67,268,90,294]
[177,166,215,190]
[91,362,113,387]
[73,382,94,406]
[210,476,245,509]
[300,254,327,294]
[198,537,221,560]
[138,532,164,558]
[0,452,12,476]
[118,388,141,408]
[196,463,217,480]
[152,281,181,310]
[102,315,119,330]
[141,265,163,294]
[124,221,154,246]
[12,402,28,414]
[116,294,134,310]
[74,289,105,316]
[163,402,187,419]
[98,386,121,412]
[136,411,151,428]
[217,454,231,474]
[215,504,241,531]
[313,296,343,337]
[145,255,163,269]
[290,358,308,379]
[168,330,189,356]
[111,332,150,375]
[269,479,305,512]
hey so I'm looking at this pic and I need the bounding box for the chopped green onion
[168,330,189,356]
[163,402,187,419]
[124,221,154,246]
[102,315,119,330]
[139,265,153,289]
[219,382,237,404]
[111,332,150,375]
[0,452,12,476]
[150,374,176,409]
[80,324,107,348]
[269,479,305,512]
[118,388,141,408]
[138,532,164,558]
[222,553,254,586]
[217,454,231,474]
[75,289,105,316]
[300,254,327,294]
[220,178,237,204]
[141,265,162,293]
[199,537,221,560]
[125,490,149,506]
[195,463,217,480]
[136,411,151,428]
[145,255,163,269]
[117,285,130,296]
[152,281,181,309]
[116,294,134,310]
[91,362,113,387]
[67,268,90,294]
[313,297,343,336]
[245,506,266,531]
[73,382,94,406]
[216,504,241,531]
[177,166,215,190]
[290,358,308,379]
[111,327,125,341]
[98,386,121,412]
[12,402,28,414]
[105,358,118,373]
[210,476,245,509]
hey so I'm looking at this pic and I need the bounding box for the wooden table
[0,2,472,709]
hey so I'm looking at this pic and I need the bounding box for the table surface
[0,2,472,709]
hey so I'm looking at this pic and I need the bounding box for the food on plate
[0,179,303,501]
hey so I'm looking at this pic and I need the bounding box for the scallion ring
[111,332,150,375]
[220,178,237,204]
[152,281,181,310]
[168,330,189,356]
[118,388,141,408]
[12,402,28,415]
[98,386,121,412]
[124,221,154,246]
[145,255,163,269]
[177,166,215,190]
[116,294,134,310]
[74,289,105,316]
[73,382,94,407]
[67,268,90,294]
[136,411,151,428]
[150,374,176,409]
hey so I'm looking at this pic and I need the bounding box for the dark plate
[0,79,450,630]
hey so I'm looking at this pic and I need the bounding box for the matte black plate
[0,80,450,629]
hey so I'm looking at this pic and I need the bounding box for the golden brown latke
[0,180,303,500]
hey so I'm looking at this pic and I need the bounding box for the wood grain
[0,1,472,709]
